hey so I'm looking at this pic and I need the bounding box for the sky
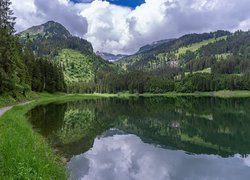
[71,0,145,8]
[11,0,250,55]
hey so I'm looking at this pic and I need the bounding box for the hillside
[20,21,71,39]
[55,49,113,84]
[19,21,93,56]
[103,30,250,94]
[19,21,114,90]
[116,30,232,71]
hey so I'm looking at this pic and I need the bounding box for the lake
[28,96,250,180]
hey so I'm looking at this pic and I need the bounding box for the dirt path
[0,101,31,118]
[0,106,13,117]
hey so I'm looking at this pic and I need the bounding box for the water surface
[28,97,250,179]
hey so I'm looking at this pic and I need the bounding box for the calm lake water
[28,97,250,180]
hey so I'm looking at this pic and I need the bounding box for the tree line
[66,69,250,94]
[0,0,66,97]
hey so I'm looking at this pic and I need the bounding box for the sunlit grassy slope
[176,36,227,57]
[55,49,95,84]
[185,67,212,76]
[55,49,113,85]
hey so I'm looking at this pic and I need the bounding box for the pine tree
[0,0,29,96]
[0,0,16,34]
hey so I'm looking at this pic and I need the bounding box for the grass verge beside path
[0,92,64,108]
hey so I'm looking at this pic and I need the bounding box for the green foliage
[0,2,29,97]
[55,49,95,84]
[145,77,175,93]
[0,4,66,97]
[54,49,115,93]
[176,73,246,92]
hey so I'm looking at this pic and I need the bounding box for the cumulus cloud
[12,0,88,36]
[11,0,250,54]
[68,132,250,180]
[79,0,250,54]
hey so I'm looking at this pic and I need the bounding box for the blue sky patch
[105,0,145,8]
[71,0,145,8]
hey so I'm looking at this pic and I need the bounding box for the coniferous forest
[0,0,65,97]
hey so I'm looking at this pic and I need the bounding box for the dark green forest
[0,0,66,97]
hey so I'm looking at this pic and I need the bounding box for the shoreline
[1,90,250,108]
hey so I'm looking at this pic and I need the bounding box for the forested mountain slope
[19,21,114,92]
[116,30,233,71]
[19,21,93,56]
[106,30,250,93]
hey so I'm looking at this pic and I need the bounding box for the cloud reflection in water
[68,132,250,180]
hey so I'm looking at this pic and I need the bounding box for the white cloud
[12,0,88,36]
[11,0,250,54]
[243,155,250,167]
[237,19,250,31]
[11,0,42,31]
[79,0,250,54]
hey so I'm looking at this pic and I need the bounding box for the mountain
[19,21,114,87]
[96,51,127,62]
[136,39,175,54]
[116,30,233,71]
[19,21,93,56]
[20,21,71,39]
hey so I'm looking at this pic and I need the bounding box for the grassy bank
[0,93,116,179]
[1,90,250,108]
[118,90,250,98]
[0,92,63,108]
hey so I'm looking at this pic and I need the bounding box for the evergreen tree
[0,0,29,96]
[0,0,16,34]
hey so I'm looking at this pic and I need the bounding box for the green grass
[0,101,66,179]
[0,92,66,108]
[141,90,250,98]
[176,36,227,57]
[211,90,250,98]
[185,68,211,76]
[0,92,39,108]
